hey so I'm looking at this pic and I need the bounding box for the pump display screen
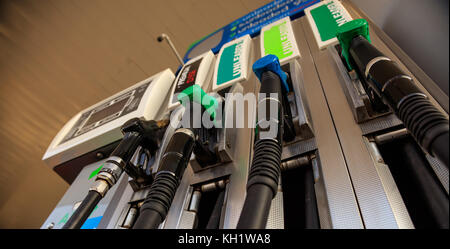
[84,98,129,127]
[172,58,202,104]
[59,81,151,144]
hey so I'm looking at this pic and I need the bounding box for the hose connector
[89,179,109,198]
[95,156,124,194]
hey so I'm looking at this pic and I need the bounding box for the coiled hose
[237,139,282,228]
[398,94,449,168]
[133,172,179,229]
[133,128,195,229]
[237,70,284,229]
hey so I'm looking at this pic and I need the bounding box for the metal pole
[157,33,184,66]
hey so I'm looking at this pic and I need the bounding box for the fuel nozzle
[63,118,168,229]
[133,128,196,229]
[95,118,168,194]
[337,19,449,168]
[237,55,286,229]
[133,85,218,229]
[180,85,221,167]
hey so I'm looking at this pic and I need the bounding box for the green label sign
[310,1,351,42]
[263,21,294,60]
[217,40,244,85]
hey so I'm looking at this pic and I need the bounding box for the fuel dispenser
[41,69,175,229]
[41,0,449,230]
[131,38,258,229]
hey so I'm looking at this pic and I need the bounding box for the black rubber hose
[133,129,195,229]
[237,184,274,229]
[206,189,226,229]
[62,190,102,229]
[430,132,449,169]
[398,94,449,168]
[392,138,448,228]
[304,165,320,229]
[133,172,179,229]
[237,71,284,229]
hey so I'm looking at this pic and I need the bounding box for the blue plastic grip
[252,54,289,92]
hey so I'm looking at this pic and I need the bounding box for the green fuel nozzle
[178,84,219,122]
[336,19,371,70]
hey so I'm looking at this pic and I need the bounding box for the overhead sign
[183,0,319,61]
[260,17,300,64]
[305,0,353,50]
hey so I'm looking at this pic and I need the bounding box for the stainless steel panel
[426,155,449,194]
[282,138,316,161]
[302,2,448,228]
[289,60,315,140]
[301,15,401,228]
[363,138,414,229]
[292,18,364,228]
[178,211,197,229]
[266,190,284,229]
[221,38,259,229]
[311,156,332,229]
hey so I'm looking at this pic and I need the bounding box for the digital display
[175,58,202,93]
[59,81,150,145]
[83,98,129,127]
[172,58,202,104]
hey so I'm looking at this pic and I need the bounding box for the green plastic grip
[178,85,218,121]
[336,19,371,70]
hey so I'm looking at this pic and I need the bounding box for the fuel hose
[237,55,286,229]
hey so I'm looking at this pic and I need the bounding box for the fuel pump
[42,69,175,229]
[40,2,448,230]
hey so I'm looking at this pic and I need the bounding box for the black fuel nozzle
[337,19,449,169]
[95,118,168,189]
[133,85,220,229]
[133,128,196,229]
[237,54,286,229]
[114,118,168,179]
[63,118,168,229]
